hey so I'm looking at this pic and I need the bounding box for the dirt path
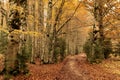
[68,54,85,78]
[56,53,120,80]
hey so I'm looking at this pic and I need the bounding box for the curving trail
[56,53,120,80]
[55,53,89,80]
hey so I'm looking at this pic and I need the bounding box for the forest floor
[1,53,120,80]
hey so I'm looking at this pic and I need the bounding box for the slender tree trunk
[38,0,44,63]
[98,0,104,59]
[30,0,36,63]
[43,0,53,63]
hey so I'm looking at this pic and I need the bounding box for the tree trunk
[38,0,44,63]
[91,0,104,62]
[43,0,53,63]
[5,0,27,75]
[29,0,36,63]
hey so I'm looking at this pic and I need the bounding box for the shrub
[54,37,66,62]
[103,38,112,59]
[0,54,5,73]
[113,41,120,56]
[83,39,91,61]
[83,32,112,63]
[75,46,79,55]
[18,45,29,73]
[0,32,8,54]
[83,39,104,63]
[10,45,30,76]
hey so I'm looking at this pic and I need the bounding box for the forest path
[56,53,90,80]
[68,54,86,77]
[56,53,120,80]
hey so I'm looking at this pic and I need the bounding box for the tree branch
[0,7,7,16]
[56,2,81,34]
[53,0,65,29]
[52,0,58,7]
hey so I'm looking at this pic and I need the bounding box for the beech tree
[4,0,27,78]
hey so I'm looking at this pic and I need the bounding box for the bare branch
[0,7,7,16]
[52,0,58,7]
[56,2,81,34]
[103,2,119,17]
[52,0,65,34]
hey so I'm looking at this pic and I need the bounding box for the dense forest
[0,0,120,80]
